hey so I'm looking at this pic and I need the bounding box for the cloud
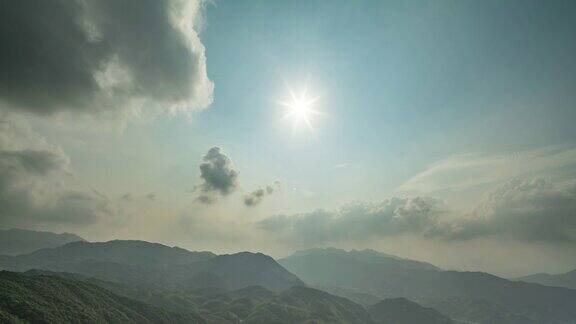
[397,146,576,195]
[0,0,212,118]
[0,113,120,227]
[447,178,576,242]
[259,178,576,245]
[244,182,280,207]
[258,197,445,245]
[196,147,239,204]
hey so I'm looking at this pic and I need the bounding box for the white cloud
[397,146,576,195]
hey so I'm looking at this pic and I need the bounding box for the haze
[1,0,576,279]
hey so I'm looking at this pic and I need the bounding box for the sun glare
[280,86,320,131]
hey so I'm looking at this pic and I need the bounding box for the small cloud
[195,147,239,204]
[244,181,281,207]
[332,163,349,170]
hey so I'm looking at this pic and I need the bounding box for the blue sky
[2,0,576,276]
[142,0,576,209]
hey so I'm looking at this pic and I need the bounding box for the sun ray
[279,84,322,134]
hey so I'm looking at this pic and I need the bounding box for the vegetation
[0,271,205,324]
[368,298,453,324]
[0,240,303,292]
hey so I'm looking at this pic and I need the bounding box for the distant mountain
[517,269,576,289]
[278,248,440,297]
[280,248,576,324]
[0,240,303,292]
[368,298,453,324]
[0,228,84,255]
[421,297,536,324]
[0,271,205,324]
[208,251,304,291]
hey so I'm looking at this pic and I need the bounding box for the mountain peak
[0,228,85,256]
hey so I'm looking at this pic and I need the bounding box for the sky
[1,0,576,277]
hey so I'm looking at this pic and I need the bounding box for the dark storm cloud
[244,182,279,207]
[0,0,212,117]
[196,147,238,204]
[259,178,576,245]
[0,114,119,227]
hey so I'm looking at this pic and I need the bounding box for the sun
[280,86,320,131]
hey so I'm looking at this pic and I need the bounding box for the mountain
[184,285,377,324]
[0,228,84,256]
[1,270,447,324]
[243,285,376,324]
[0,270,205,324]
[0,240,303,292]
[14,268,457,324]
[517,269,576,289]
[368,298,453,324]
[278,248,440,297]
[280,248,576,324]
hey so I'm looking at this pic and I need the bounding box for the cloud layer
[258,197,445,245]
[259,178,576,245]
[0,114,119,227]
[0,0,212,118]
[453,178,576,242]
[196,147,239,204]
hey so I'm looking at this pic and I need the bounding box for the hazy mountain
[0,228,84,256]
[0,270,205,324]
[0,240,303,292]
[278,248,440,297]
[517,269,576,289]
[369,298,453,324]
[280,248,576,323]
[421,297,536,324]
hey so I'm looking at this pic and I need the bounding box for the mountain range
[517,269,576,290]
[0,240,303,292]
[279,248,576,324]
[0,270,455,324]
[0,228,84,255]
[1,230,576,323]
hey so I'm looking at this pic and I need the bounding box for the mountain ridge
[280,247,576,324]
[517,269,576,289]
[0,239,303,292]
[0,228,85,256]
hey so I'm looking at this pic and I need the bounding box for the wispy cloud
[397,146,576,194]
